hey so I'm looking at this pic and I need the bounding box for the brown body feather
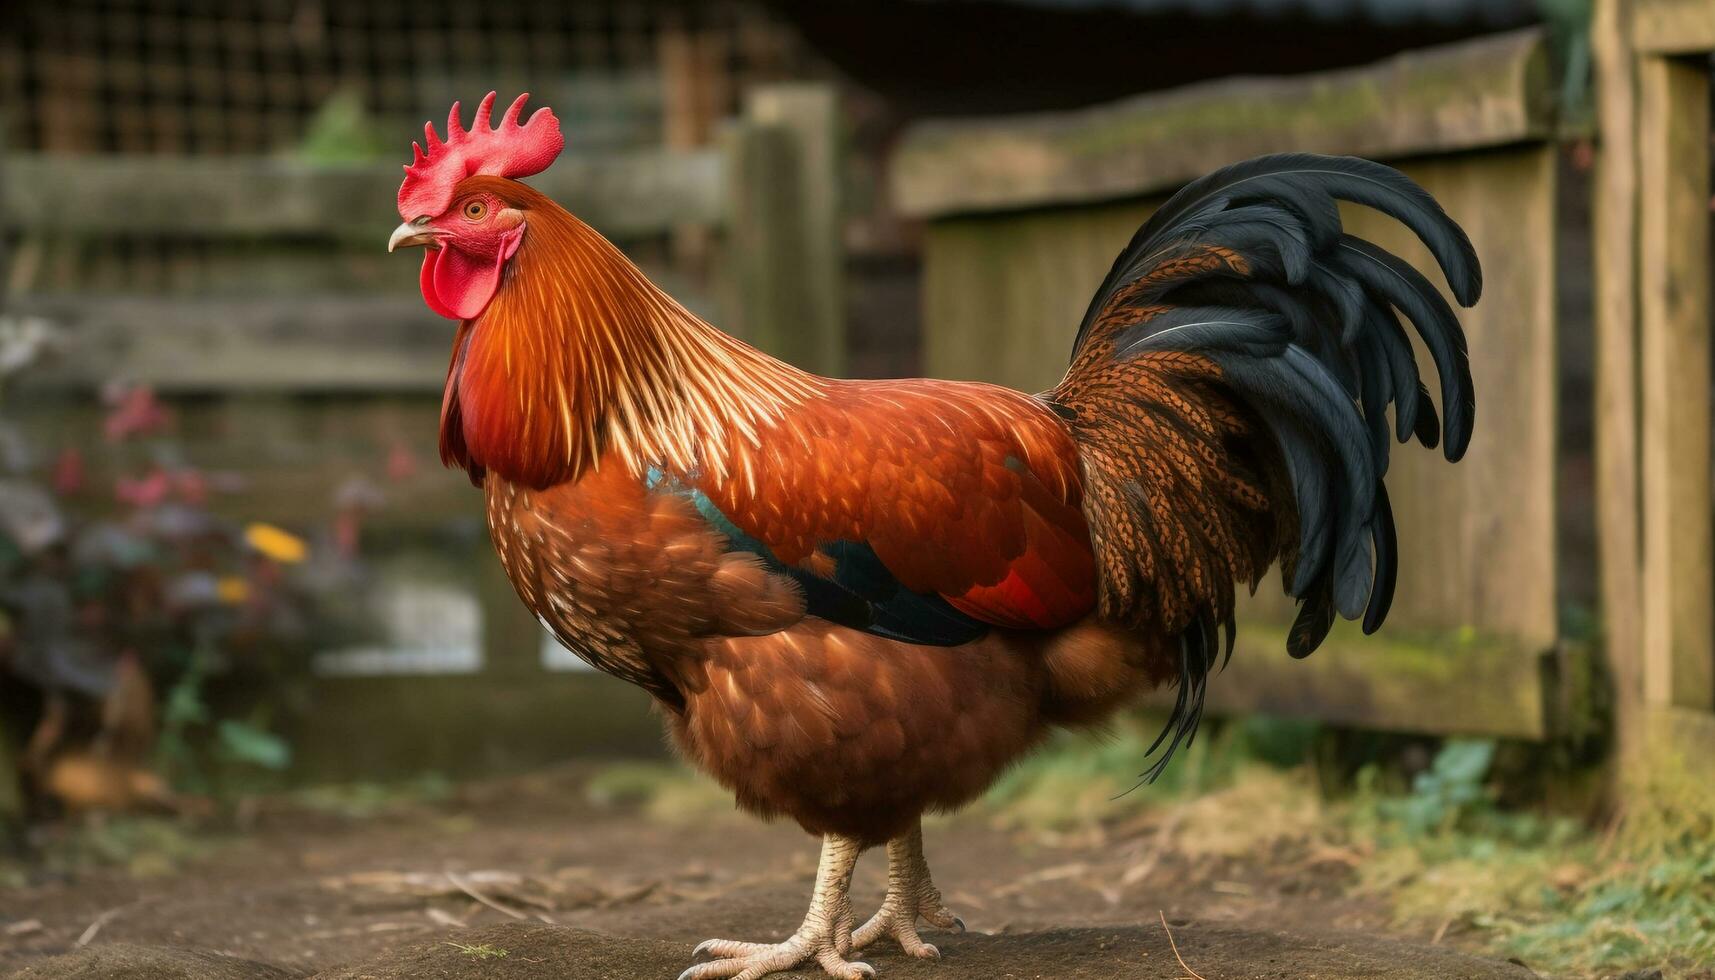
[487,453,1168,844]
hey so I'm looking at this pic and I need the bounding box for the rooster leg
[680,833,872,980]
[851,821,965,959]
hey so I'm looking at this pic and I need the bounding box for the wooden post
[0,697,20,834]
[725,84,845,376]
[658,19,725,275]
[0,125,19,831]
[1635,52,1712,711]
[1589,0,1645,762]
[0,112,8,308]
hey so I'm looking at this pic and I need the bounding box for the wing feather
[684,380,1097,642]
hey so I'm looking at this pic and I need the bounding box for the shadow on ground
[12,920,1536,979]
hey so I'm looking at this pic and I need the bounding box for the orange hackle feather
[440,175,818,491]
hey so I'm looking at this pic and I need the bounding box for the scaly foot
[852,822,964,960]
[680,931,870,980]
[681,834,873,980]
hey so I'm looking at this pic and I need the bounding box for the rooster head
[388,92,564,320]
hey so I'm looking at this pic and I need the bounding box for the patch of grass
[445,941,509,959]
[983,713,1317,831]
[1346,741,1710,977]
[1348,809,1714,975]
[583,761,738,825]
[288,774,455,819]
[992,724,1707,976]
[0,815,209,884]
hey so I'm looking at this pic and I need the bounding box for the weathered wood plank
[1334,150,1560,652]
[1636,54,1713,710]
[1147,620,1552,739]
[894,29,1553,219]
[922,147,1561,652]
[12,295,452,392]
[278,672,664,783]
[1,148,725,241]
[10,257,717,391]
[923,201,1155,392]
[1630,0,1715,54]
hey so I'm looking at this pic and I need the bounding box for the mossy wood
[893,29,1552,220]
[905,37,1563,737]
[1147,620,1553,739]
[1625,706,1715,836]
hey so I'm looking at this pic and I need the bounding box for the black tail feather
[1065,153,1479,781]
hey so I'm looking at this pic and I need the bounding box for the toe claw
[693,939,717,959]
[952,915,967,933]
[851,963,876,978]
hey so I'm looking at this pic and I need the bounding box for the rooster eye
[462,199,488,221]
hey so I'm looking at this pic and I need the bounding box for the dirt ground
[0,767,1544,979]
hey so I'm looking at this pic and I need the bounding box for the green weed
[445,941,509,959]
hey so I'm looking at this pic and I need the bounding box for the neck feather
[441,184,818,489]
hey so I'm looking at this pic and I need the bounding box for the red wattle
[418,228,521,321]
[418,250,462,320]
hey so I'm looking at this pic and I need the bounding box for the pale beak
[388,217,439,252]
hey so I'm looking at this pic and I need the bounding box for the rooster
[387,93,1477,980]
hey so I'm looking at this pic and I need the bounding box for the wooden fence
[1590,0,1715,809]
[893,30,1572,740]
[4,84,843,390]
[0,83,845,781]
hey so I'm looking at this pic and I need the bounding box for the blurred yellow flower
[216,576,251,604]
[244,523,308,564]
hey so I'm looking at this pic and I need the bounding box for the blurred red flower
[51,448,85,496]
[102,384,171,443]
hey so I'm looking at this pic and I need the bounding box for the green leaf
[217,720,292,771]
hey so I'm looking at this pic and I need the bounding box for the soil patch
[0,768,1542,978]
[13,921,1538,980]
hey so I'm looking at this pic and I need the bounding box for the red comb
[397,92,564,220]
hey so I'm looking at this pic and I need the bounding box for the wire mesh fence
[0,0,828,300]
[0,0,810,156]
